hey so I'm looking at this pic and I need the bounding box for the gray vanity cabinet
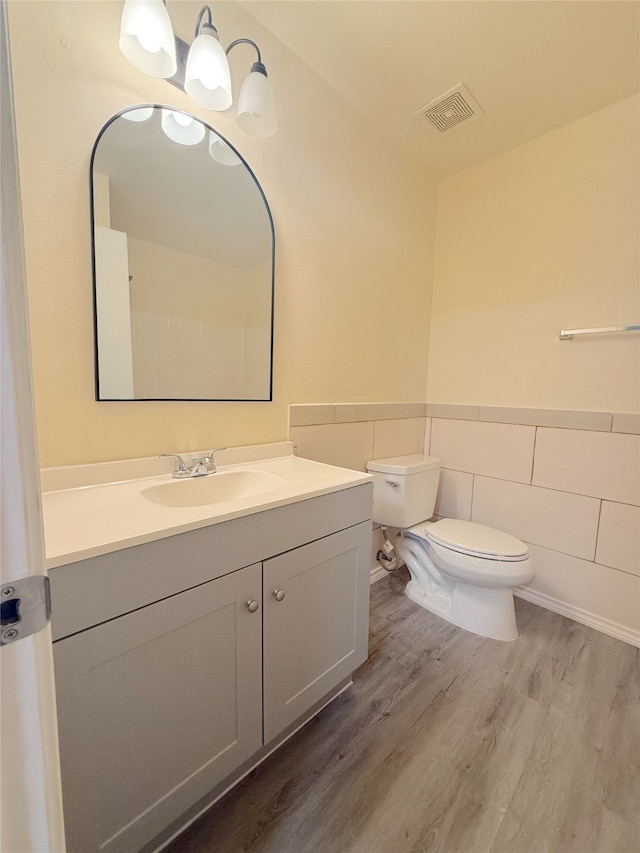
[53,563,263,853]
[263,524,370,742]
[50,484,372,853]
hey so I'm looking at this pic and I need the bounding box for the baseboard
[368,568,639,647]
[370,554,407,584]
[370,565,389,584]
[515,586,640,648]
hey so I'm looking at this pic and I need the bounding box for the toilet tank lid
[366,454,441,475]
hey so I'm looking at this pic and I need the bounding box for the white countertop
[42,449,372,569]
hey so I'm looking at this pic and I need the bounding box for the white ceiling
[241,0,640,178]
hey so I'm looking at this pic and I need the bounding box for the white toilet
[366,454,533,641]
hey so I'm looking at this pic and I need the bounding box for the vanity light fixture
[208,130,241,165]
[119,0,277,137]
[184,5,232,111]
[119,0,176,78]
[121,106,154,121]
[161,109,206,145]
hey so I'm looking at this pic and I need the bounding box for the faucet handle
[203,447,227,472]
[160,454,190,479]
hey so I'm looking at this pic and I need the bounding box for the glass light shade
[121,106,154,122]
[161,110,205,145]
[119,0,176,78]
[236,70,277,137]
[208,131,241,166]
[184,31,232,111]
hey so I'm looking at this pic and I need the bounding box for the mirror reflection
[91,106,274,401]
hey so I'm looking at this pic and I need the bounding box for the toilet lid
[426,519,528,559]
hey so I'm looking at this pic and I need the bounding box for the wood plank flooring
[165,568,640,853]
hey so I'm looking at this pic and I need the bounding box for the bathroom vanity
[44,444,372,853]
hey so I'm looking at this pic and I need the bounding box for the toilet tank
[366,454,441,528]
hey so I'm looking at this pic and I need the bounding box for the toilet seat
[427,540,533,587]
[409,518,528,562]
[401,520,533,590]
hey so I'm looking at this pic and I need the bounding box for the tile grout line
[451,469,620,505]
[522,539,639,577]
[530,426,538,485]
[469,473,475,521]
[593,499,603,562]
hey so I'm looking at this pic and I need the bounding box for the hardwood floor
[165,568,640,853]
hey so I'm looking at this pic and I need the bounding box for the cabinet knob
[272,589,286,602]
[246,599,259,613]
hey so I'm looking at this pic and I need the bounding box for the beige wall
[427,95,640,413]
[8,0,437,466]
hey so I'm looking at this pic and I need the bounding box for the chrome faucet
[160,453,208,479]
[202,447,227,473]
[160,454,191,479]
[160,448,226,479]
[189,458,209,477]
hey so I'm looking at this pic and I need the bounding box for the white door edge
[1,3,66,849]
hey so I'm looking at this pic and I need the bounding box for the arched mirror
[90,105,274,401]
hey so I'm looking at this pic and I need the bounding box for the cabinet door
[53,563,262,853]
[263,522,371,743]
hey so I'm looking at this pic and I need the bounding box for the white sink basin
[141,470,286,508]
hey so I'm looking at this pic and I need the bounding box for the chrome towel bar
[559,324,640,340]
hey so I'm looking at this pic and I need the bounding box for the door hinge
[1,576,51,646]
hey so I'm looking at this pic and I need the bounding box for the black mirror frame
[89,104,275,402]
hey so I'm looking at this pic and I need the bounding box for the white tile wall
[424,418,432,455]
[288,404,432,472]
[478,407,612,432]
[612,413,640,435]
[289,422,374,472]
[434,469,473,521]
[372,418,426,459]
[472,476,601,561]
[289,405,335,427]
[288,402,640,641]
[524,544,640,634]
[404,403,428,418]
[426,403,478,420]
[335,403,405,423]
[595,501,640,576]
[430,419,536,484]
[533,428,640,506]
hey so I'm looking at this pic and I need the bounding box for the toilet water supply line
[377,526,400,571]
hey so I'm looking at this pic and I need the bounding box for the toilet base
[405,578,519,641]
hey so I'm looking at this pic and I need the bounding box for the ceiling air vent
[416,83,483,134]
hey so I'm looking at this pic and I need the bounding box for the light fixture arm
[193,5,215,39]
[226,38,267,76]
